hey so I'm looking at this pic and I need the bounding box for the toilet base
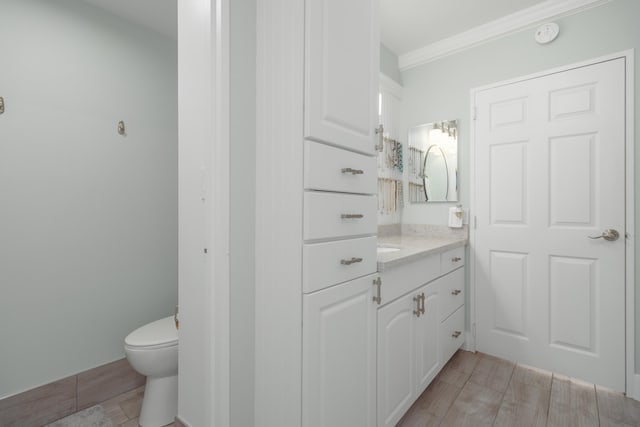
[139,375,178,427]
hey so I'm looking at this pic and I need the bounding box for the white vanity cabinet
[376,246,466,427]
[377,282,440,427]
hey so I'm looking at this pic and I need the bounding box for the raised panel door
[377,293,416,427]
[474,57,626,390]
[414,283,440,396]
[305,0,378,154]
[302,274,377,427]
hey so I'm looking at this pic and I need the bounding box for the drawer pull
[340,214,364,219]
[372,277,382,305]
[452,331,462,338]
[452,257,462,262]
[340,257,363,266]
[451,289,462,296]
[341,168,364,175]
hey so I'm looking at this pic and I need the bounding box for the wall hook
[117,120,126,135]
[0,96,4,114]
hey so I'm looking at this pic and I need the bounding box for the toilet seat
[125,316,178,350]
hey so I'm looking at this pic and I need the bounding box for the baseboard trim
[175,415,191,427]
[627,374,640,401]
[462,331,475,352]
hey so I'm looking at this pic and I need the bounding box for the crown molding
[398,0,613,71]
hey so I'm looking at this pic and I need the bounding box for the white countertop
[377,234,467,271]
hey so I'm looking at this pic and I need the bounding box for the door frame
[178,0,231,425]
[468,50,636,397]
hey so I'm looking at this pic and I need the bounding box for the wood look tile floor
[99,386,175,427]
[397,351,640,427]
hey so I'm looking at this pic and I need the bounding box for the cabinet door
[305,0,379,154]
[377,293,417,427]
[414,284,440,395]
[303,274,377,427]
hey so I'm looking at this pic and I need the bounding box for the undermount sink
[377,246,401,254]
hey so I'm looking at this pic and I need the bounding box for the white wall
[380,44,403,86]
[0,0,178,399]
[398,0,640,368]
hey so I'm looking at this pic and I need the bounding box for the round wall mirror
[423,145,449,201]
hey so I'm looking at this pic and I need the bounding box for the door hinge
[472,322,476,338]
[473,106,478,121]
[474,216,477,229]
[375,124,384,152]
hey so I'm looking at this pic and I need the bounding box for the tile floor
[100,386,174,427]
[59,350,640,427]
[397,350,640,427]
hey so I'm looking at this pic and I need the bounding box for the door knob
[588,229,620,241]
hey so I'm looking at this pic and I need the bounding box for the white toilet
[124,316,178,427]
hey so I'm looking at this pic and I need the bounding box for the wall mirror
[407,120,458,203]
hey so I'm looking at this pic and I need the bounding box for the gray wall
[0,0,178,398]
[230,0,256,425]
[398,0,639,369]
[381,43,403,85]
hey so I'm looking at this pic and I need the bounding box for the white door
[474,58,626,391]
[302,274,377,427]
[304,0,379,154]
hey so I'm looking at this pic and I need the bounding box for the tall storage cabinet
[255,0,379,426]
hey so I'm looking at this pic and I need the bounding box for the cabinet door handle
[341,167,364,175]
[419,293,425,315]
[340,257,363,265]
[413,295,422,317]
[372,277,381,305]
[451,289,462,296]
[451,257,462,262]
[340,214,364,219]
[452,331,462,338]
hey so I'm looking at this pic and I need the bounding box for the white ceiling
[81,0,176,39]
[380,0,548,55]
[82,0,555,54]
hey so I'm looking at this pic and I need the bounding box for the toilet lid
[125,316,178,348]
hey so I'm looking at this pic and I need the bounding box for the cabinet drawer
[304,141,377,194]
[303,236,377,293]
[378,254,440,305]
[304,192,376,241]
[440,246,465,275]
[438,268,465,322]
[440,306,465,364]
